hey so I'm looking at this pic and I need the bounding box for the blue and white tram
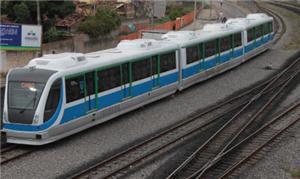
[1,13,274,145]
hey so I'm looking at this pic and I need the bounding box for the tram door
[121,63,131,99]
[151,55,159,88]
[84,72,97,112]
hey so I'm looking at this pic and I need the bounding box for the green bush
[44,27,60,43]
[44,27,69,43]
[168,8,184,20]
[78,7,121,37]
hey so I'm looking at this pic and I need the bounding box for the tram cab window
[132,58,151,81]
[44,79,61,122]
[160,52,176,73]
[234,33,242,47]
[186,45,199,64]
[66,75,85,103]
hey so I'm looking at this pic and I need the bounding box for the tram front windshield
[8,82,45,110]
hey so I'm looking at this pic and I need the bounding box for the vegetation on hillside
[166,5,194,20]
[78,7,121,38]
[1,1,75,42]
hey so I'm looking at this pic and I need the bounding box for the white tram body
[2,14,274,145]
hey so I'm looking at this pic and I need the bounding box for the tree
[78,7,121,38]
[13,2,30,23]
[2,1,76,42]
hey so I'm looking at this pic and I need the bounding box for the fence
[119,9,201,40]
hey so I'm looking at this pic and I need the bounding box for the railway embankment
[235,2,300,179]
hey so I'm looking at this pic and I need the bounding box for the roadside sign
[0,23,42,51]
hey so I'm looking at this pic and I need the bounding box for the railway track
[255,1,287,44]
[1,144,34,165]
[205,101,300,179]
[166,54,300,179]
[64,46,300,179]
[270,1,300,15]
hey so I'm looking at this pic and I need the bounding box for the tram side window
[186,45,199,64]
[66,76,85,103]
[204,40,216,58]
[98,66,121,92]
[220,36,231,52]
[132,58,151,82]
[44,79,61,122]
[160,52,176,73]
[269,22,273,33]
[234,32,242,47]
[256,25,263,38]
[247,27,255,42]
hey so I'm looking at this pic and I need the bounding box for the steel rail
[1,149,34,165]
[166,55,300,179]
[255,2,287,44]
[269,2,300,15]
[218,102,300,179]
[0,144,17,154]
[194,65,300,178]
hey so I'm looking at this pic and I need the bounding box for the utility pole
[151,1,154,30]
[210,0,212,18]
[36,0,41,25]
[36,0,42,56]
[93,0,96,16]
[193,0,197,30]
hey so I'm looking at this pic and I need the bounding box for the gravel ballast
[1,45,295,179]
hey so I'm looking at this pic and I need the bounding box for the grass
[290,169,300,178]
[182,6,195,14]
